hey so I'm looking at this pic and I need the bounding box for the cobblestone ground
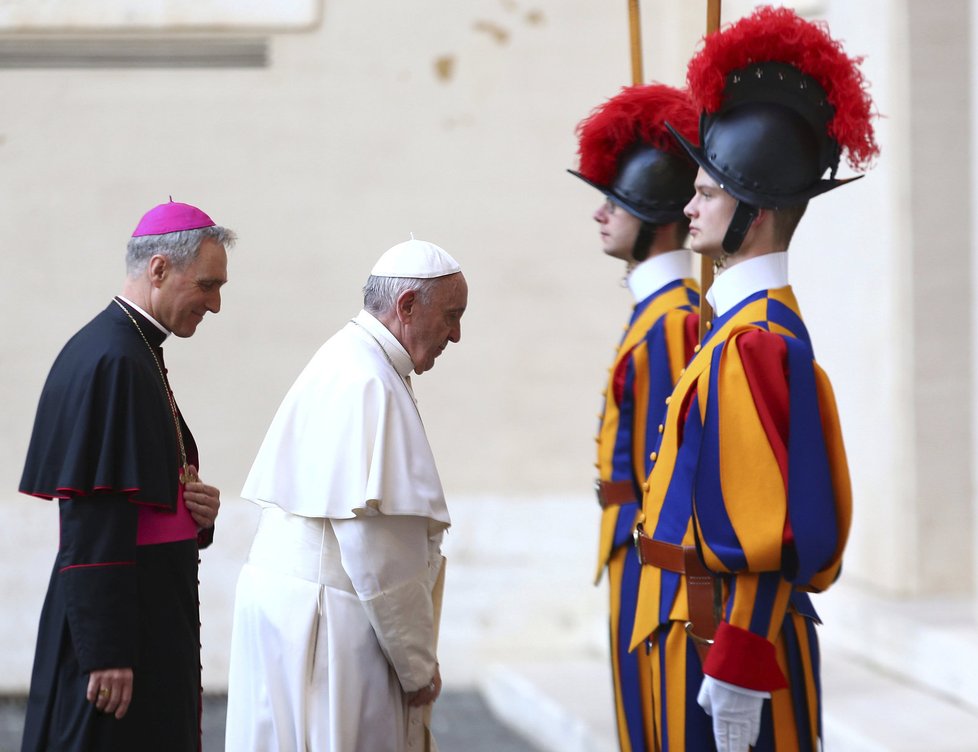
[0,692,541,752]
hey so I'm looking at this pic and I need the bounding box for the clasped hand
[408,664,442,708]
[183,465,220,528]
[87,667,133,719]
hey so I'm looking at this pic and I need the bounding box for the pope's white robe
[226,310,450,752]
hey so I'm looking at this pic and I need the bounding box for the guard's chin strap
[632,222,657,263]
[721,201,759,254]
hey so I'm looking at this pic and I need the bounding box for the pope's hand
[697,675,766,752]
[183,466,220,528]
[408,664,442,707]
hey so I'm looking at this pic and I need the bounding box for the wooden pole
[628,0,643,85]
[706,0,721,34]
[699,0,722,339]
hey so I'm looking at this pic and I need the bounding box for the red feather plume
[575,83,698,186]
[687,5,879,171]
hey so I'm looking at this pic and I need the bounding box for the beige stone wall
[804,0,975,597]
[0,0,319,31]
[0,0,967,693]
[793,1,913,594]
[0,0,703,693]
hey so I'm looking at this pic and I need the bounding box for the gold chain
[113,298,197,484]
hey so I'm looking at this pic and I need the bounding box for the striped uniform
[596,277,699,752]
[630,287,851,751]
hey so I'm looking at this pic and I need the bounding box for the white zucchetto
[370,236,461,279]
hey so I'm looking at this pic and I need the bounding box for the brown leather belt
[594,479,638,509]
[634,526,721,664]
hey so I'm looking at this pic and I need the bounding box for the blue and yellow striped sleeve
[693,326,851,689]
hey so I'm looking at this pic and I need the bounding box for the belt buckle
[633,523,644,562]
[594,479,605,507]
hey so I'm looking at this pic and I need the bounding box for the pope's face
[151,237,228,337]
[684,168,738,260]
[400,273,468,374]
[593,197,641,261]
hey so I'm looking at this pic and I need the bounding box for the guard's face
[400,273,467,374]
[151,237,228,337]
[593,197,642,261]
[684,168,737,260]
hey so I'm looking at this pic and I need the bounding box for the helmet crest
[686,5,879,172]
[574,84,698,187]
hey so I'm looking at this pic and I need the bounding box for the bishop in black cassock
[18,199,233,751]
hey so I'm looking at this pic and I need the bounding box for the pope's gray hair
[362,275,437,315]
[126,225,237,276]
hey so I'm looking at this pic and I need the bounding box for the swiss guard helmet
[667,6,880,253]
[569,84,699,262]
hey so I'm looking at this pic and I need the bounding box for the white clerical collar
[626,249,693,302]
[118,295,170,339]
[705,252,789,317]
[353,310,415,378]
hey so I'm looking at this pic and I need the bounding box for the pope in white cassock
[225,238,468,752]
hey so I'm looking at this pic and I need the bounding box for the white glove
[697,675,768,752]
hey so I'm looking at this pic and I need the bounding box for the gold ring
[99,687,110,698]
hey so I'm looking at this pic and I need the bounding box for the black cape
[20,300,209,752]
[21,299,184,507]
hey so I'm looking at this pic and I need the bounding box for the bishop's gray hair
[362,275,437,315]
[126,225,237,276]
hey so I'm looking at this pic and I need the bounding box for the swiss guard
[629,6,878,752]
[569,84,700,752]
